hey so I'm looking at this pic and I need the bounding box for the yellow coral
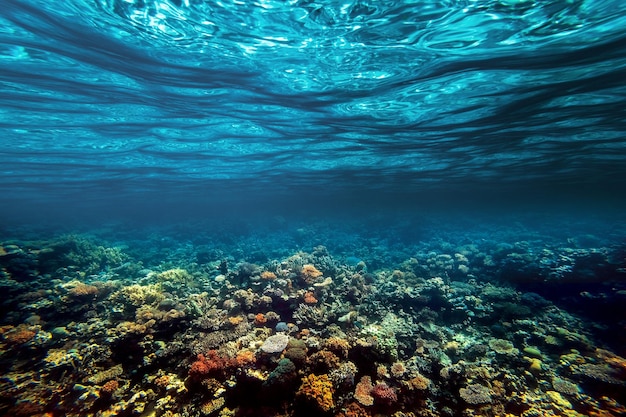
[200,397,225,415]
[546,390,572,409]
[525,356,543,373]
[296,373,335,412]
[113,284,164,307]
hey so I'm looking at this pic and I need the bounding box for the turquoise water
[1,1,626,416]
[2,0,626,214]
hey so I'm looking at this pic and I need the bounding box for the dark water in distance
[1,0,626,225]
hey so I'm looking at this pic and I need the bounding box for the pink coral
[371,382,397,405]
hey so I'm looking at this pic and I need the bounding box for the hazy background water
[1,0,626,226]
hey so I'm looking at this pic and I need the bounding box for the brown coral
[308,350,340,372]
[285,338,308,365]
[324,337,350,358]
[405,373,430,391]
[68,282,99,297]
[3,326,36,345]
[337,402,370,417]
[459,383,492,405]
[301,264,323,283]
[371,382,397,405]
[260,271,277,280]
[390,361,406,378]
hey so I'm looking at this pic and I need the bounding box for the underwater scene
[1,1,626,417]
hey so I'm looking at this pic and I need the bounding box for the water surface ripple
[2,0,626,200]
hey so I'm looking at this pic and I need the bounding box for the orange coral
[228,316,244,326]
[189,351,233,379]
[303,291,318,305]
[101,380,119,395]
[235,350,256,367]
[154,375,170,388]
[591,396,626,417]
[354,375,374,406]
[254,313,267,326]
[296,373,335,412]
[301,264,323,283]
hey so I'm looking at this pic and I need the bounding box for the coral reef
[0,225,624,417]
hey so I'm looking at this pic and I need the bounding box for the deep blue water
[2,0,626,224]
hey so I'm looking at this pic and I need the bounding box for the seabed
[1,222,625,417]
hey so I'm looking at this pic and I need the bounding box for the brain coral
[260,333,290,354]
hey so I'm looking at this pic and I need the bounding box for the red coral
[189,350,233,379]
[371,382,397,405]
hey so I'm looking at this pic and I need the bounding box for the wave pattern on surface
[1,0,626,199]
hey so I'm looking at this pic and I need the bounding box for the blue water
[2,0,626,223]
[2,3,626,415]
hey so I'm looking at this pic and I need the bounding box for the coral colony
[1,234,625,417]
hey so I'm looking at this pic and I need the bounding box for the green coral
[155,268,194,295]
[39,235,130,276]
[264,358,297,388]
[361,323,399,361]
